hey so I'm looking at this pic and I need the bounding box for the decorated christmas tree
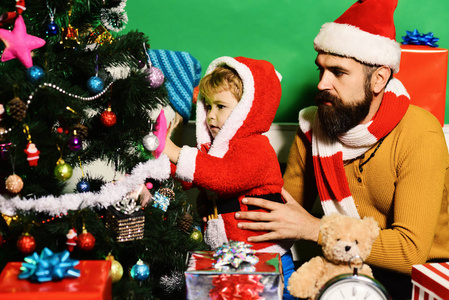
[0,1,207,298]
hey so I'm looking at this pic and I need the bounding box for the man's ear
[372,66,391,94]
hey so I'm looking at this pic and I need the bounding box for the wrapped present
[411,262,449,300]
[185,242,283,300]
[104,196,145,242]
[395,44,448,126]
[0,260,112,299]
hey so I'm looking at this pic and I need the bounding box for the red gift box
[411,262,449,300]
[0,260,112,300]
[395,45,448,126]
[185,251,283,300]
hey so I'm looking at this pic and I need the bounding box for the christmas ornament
[145,66,164,88]
[66,228,77,252]
[18,247,80,283]
[105,202,145,242]
[100,1,128,32]
[160,271,185,297]
[17,233,36,255]
[67,133,82,151]
[77,227,96,251]
[86,24,114,47]
[106,254,123,283]
[0,15,46,68]
[153,109,167,158]
[152,187,175,212]
[5,174,24,194]
[0,103,4,121]
[45,5,59,37]
[60,4,80,50]
[24,142,40,167]
[72,123,88,140]
[26,66,45,84]
[177,212,193,233]
[76,179,90,193]
[87,76,105,94]
[6,97,27,122]
[142,132,159,152]
[189,229,203,243]
[100,106,117,127]
[54,158,73,181]
[130,259,150,281]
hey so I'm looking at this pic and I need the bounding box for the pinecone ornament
[6,97,27,122]
[71,123,89,140]
[177,212,193,233]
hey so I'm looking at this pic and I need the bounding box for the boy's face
[204,90,239,138]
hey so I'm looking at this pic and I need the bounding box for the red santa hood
[196,56,282,157]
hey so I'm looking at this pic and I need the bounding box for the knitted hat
[314,0,401,73]
[148,49,202,122]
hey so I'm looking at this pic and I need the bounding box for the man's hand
[235,188,321,243]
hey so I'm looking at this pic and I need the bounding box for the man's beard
[316,81,373,139]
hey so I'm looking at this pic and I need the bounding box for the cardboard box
[411,262,449,300]
[185,251,283,300]
[0,260,112,300]
[395,45,448,126]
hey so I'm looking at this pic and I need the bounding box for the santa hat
[314,0,401,73]
[148,49,202,122]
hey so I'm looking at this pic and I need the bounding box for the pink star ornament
[0,15,46,68]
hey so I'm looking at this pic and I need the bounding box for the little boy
[163,56,294,299]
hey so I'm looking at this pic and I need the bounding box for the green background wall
[125,0,449,124]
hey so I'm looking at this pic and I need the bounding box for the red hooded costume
[173,56,290,254]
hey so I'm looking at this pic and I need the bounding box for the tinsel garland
[0,155,171,216]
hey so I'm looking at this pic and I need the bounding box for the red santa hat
[314,0,401,73]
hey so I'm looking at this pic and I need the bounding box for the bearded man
[234,0,449,299]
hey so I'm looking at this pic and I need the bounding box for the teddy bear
[287,213,380,299]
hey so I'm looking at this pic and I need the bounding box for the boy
[163,56,294,299]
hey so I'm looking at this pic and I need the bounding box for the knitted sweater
[283,104,449,274]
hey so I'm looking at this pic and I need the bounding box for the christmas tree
[0,1,207,299]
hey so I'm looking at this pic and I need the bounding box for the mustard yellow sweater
[283,105,449,275]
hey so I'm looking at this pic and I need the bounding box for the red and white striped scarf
[299,78,410,218]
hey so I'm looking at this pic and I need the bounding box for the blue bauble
[130,260,150,281]
[46,21,59,36]
[76,180,90,193]
[26,66,45,84]
[87,76,105,94]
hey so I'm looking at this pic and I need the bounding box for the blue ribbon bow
[401,29,439,47]
[19,247,80,282]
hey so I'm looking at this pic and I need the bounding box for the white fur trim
[258,243,291,256]
[204,215,229,250]
[175,146,198,182]
[314,22,401,73]
[200,56,256,158]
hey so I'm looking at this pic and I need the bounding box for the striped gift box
[412,262,449,300]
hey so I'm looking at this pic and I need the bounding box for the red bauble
[77,230,96,251]
[100,108,117,127]
[17,233,36,255]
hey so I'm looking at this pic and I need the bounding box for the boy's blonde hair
[199,65,243,102]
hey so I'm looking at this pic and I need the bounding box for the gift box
[395,45,448,126]
[104,205,145,242]
[185,250,283,300]
[411,262,449,300]
[0,260,112,300]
